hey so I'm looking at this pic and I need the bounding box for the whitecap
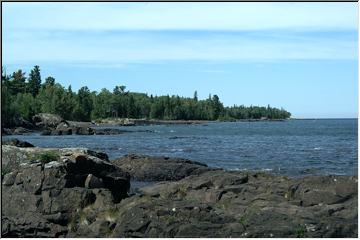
[261,168,273,172]
[171,148,184,152]
[314,147,322,150]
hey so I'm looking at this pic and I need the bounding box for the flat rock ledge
[1,146,358,238]
[112,154,213,181]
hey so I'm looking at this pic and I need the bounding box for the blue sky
[2,2,358,118]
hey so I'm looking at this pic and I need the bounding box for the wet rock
[2,138,34,147]
[112,154,212,181]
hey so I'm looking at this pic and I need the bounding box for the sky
[2,2,358,118]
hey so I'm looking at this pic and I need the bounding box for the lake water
[3,119,358,177]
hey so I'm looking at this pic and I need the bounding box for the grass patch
[238,216,248,229]
[29,151,59,164]
[295,226,306,238]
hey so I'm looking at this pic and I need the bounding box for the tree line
[2,66,291,127]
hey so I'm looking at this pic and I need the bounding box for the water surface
[4,119,357,177]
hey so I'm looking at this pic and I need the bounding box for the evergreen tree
[28,65,42,97]
[9,70,27,95]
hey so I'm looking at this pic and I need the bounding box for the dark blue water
[3,119,357,177]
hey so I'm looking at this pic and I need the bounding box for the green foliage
[31,151,59,164]
[2,65,291,128]
[28,65,42,97]
[1,166,12,178]
[295,226,307,238]
[238,216,248,229]
[73,87,93,121]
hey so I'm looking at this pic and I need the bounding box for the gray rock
[32,113,63,128]
[112,154,212,181]
[85,174,104,189]
[2,148,357,238]
[13,127,33,135]
[1,146,130,237]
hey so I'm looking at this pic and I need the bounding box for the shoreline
[1,144,357,237]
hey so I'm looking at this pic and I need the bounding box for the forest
[2,66,291,127]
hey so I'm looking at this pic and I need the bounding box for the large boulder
[1,146,130,237]
[112,154,213,181]
[33,113,63,129]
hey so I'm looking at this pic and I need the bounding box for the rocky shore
[1,141,358,237]
[2,113,155,136]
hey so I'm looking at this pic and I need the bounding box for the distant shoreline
[95,118,289,126]
[290,118,357,120]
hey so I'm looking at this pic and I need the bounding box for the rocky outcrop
[33,113,63,129]
[42,120,129,136]
[2,127,34,135]
[1,147,357,238]
[1,146,130,237]
[112,154,213,181]
[68,171,357,238]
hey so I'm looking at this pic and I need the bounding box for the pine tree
[28,65,42,97]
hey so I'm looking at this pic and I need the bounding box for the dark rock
[87,149,109,161]
[94,128,127,135]
[2,138,34,147]
[2,128,13,135]
[41,129,52,135]
[74,127,95,135]
[1,147,357,238]
[287,176,357,206]
[112,154,212,181]
[1,146,130,237]
[85,174,104,189]
[13,127,33,135]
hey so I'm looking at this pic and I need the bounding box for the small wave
[170,130,175,133]
[230,168,248,171]
[261,168,273,172]
[314,147,322,150]
[171,148,184,152]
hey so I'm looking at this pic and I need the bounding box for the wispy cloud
[2,3,358,65]
[3,29,357,64]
